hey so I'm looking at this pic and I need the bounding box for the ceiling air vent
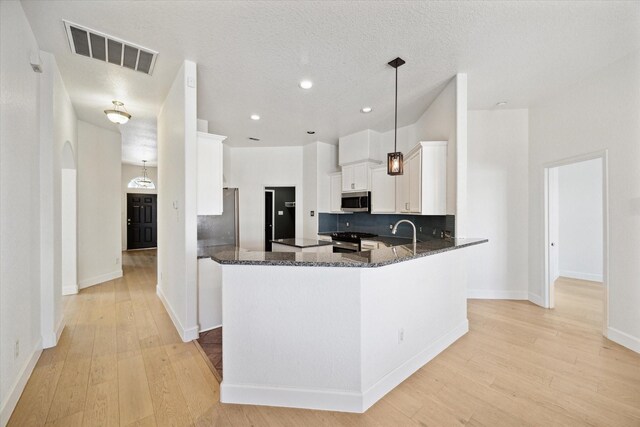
[63,20,158,75]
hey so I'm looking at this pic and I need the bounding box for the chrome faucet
[391,219,417,243]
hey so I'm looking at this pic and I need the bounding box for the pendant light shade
[387,57,405,176]
[127,160,155,189]
[104,100,131,124]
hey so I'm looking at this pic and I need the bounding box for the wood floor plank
[118,354,154,425]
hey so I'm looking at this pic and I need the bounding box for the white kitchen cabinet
[197,131,227,215]
[198,257,222,331]
[341,162,374,192]
[371,166,396,213]
[338,129,381,165]
[396,141,447,215]
[329,172,343,213]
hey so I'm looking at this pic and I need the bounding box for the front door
[127,193,157,250]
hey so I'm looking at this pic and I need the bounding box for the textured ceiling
[21,1,640,150]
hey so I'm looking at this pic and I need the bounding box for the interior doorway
[61,141,77,296]
[544,151,608,335]
[127,193,157,250]
[264,186,296,251]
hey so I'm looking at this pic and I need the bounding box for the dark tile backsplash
[318,213,455,241]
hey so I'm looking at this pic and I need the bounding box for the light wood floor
[9,254,640,426]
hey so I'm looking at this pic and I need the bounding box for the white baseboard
[607,327,640,354]
[361,319,469,412]
[0,339,42,426]
[78,269,122,289]
[42,316,65,349]
[467,289,528,300]
[528,292,545,307]
[221,320,469,413]
[62,283,78,295]
[199,324,222,333]
[559,270,603,282]
[155,285,199,342]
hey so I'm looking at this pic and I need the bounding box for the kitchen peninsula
[199,237,487,413]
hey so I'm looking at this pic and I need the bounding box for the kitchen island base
[219,247,471,413]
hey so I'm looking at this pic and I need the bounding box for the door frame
[543,149,609,337]
[264,189,275,250]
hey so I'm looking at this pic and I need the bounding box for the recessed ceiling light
[248,137,260,141]
[299,80,313,89]
[361,107,373,113]
[496,101,508,107]
[307,131,315,135]
[250,114,260,120]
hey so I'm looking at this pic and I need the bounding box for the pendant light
[387,57,405,176]
[104,100,131,124]
[128,160,156,189]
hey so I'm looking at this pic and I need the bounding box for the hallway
[8,250,222,426]
[8,252,640,426]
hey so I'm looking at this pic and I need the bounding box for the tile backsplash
[318,213,455,241]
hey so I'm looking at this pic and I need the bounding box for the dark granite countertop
[271,238,333,248]
[198,238,487,268]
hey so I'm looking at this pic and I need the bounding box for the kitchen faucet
[391,219,417,243]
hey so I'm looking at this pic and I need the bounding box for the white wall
[225,146,304,250]
[466,109,529,299]
[302,141,339,237]
[0,1,43,423]
[157,60,199,341]
[303,143,318,238]
[77,121,122,289]
[529,51,640,352]
[558,159,603,282]
[121,163,158,250]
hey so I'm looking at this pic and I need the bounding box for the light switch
[278,210,284,216]
[187,76,196,88]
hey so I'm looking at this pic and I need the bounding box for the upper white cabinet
[341,162,370,192]
[197,131,227,215]
[338,129,382,165]
[371,166,396,213]
[396,141,447,215]
[329,172,343,213]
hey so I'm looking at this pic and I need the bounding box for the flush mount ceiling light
[250,114,260,120]
[496,101,508,107]
[387,57,405,176]
[299,80,313,89]
[104,100,131,124]
[361,107,373,113]
[127,160,155,189]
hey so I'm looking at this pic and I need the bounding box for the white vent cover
[63,20,157,75]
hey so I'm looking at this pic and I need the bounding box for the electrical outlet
[419,226,422,232]
[389,224,393,230]
[346,222,350,227]
[398,328,404,344]
[14,340,19,359]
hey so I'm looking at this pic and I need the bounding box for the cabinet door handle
[351,183,355,189]
[405,202,409,210]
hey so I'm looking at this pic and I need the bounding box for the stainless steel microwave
[341,191,370,212]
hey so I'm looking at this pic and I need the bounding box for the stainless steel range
[330,231,378,253]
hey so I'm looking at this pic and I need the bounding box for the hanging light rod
[387,57,405,176]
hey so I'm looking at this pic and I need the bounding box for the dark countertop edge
[201,238,488,268]
[270,239,334,248]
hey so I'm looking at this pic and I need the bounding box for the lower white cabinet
[371,166,396,213]
[197,131,227,215]
[198,257,222,331]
